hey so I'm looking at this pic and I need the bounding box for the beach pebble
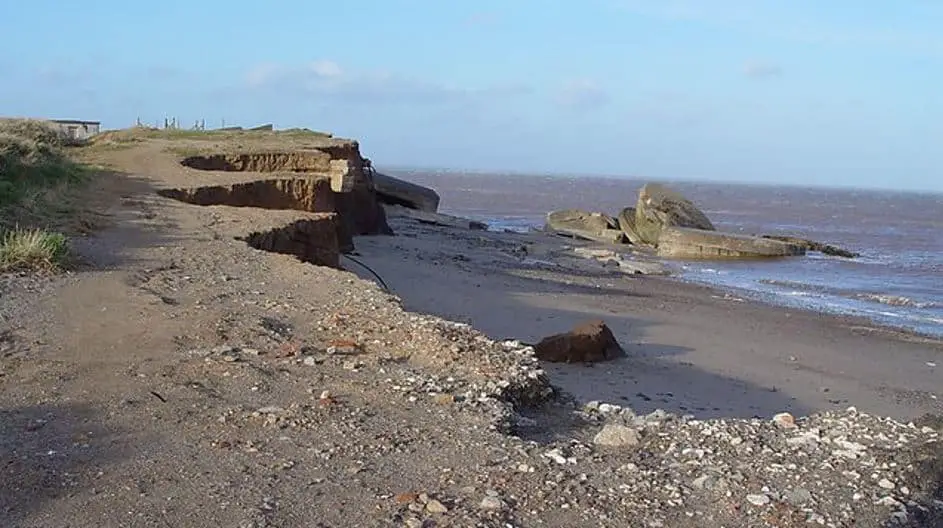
[746,494,771,506]
[772,412,797,429]
[479,496,505,511]
[593,424,640,448]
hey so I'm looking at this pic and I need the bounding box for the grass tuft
[0,226,69,272]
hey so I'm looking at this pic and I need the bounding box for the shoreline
[352,210,943,421]
[471,217,943,342]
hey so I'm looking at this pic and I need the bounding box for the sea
[383,168,943,338]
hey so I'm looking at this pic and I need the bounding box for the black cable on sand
[341,254,391,292]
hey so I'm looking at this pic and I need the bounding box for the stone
[532,320,625,363]
[617,207,644,244]
[371,172,441,212]
[746,494,771,506]
[772,412,797,429]
[425,499,448,513]
[593,424,640,448]
[878,478,895,490]
[634,183,715,244]
[656,227,807,259]
[479,496,505,511]
[545,209,626,244]
[783,487,813,505]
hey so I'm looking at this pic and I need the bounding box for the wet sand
[350,211,943,421]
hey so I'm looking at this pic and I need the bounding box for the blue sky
[1,0,941,191]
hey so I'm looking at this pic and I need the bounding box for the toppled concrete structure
[634,183,715,245]
[657,227,807,259]
[545,209,626,244]
[372,172,441,212]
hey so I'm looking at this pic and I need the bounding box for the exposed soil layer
[157,178,390,237]
[241,215,343,268]
[181,152,338,173]
[158,178,333,212]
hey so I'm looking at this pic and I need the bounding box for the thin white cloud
[244,59,530,106]
[556,79,610,109]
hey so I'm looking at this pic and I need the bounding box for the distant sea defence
[386,169,943,337]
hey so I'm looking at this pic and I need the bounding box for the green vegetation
[0,118,87,208]
[0,118,87,272]
[0,226,69,271]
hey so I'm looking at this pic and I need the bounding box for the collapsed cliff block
[533,320,626,363]
[546,209,626,244]
[371,172,441,212]
[657,227,806,259]
[634,183,714,245]
[617,207,644,245]
[761,235,860,258]
[242,214,345,268]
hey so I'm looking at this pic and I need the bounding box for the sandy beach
[353,210,943,422]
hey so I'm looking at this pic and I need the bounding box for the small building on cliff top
[49,119,101,142]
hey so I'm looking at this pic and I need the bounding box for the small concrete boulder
[371,172,441,213]
[533,320,625,363]
[546,209,626,244]
[657,227,806,259]
[634,183,714,245]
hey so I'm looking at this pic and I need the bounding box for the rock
[878,478,896,490]
[746,493,771,506]
[634,183,715,244]
[656,227,807,259]
[545,209,626,244]
[761,235,859,258]
[772,412,797,429]
[425,499,448,513]
[783,487,813,505]
[617,207,644,244]
[371,172,441,213]
[479,496,505,511]
[532,320,625,363]
[383,204,487,230]
[593,424,640,447]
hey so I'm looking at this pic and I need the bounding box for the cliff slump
[175,143,390,236]
[241,214,344,268]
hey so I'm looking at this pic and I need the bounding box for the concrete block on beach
[657,227,807,259]
[371,172,441,213]
[634,183,715,245]
[545,209,626,244]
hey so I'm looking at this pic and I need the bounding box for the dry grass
[92,126,334,146]
[0,226,69,272]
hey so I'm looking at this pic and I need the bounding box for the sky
[1,0,941,192]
